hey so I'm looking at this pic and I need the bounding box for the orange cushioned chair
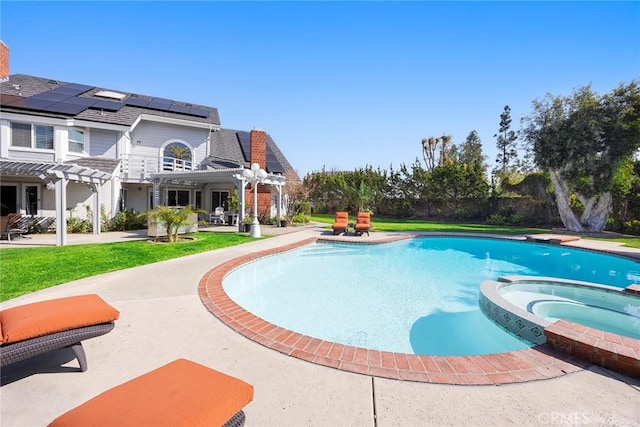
[0,294,119,372]
[354,212,371,236]
[48,358,254,427]
[332,211,349,235]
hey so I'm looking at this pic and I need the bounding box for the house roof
[0,74,220,127]
[206,128,296,177]
[65,157,121,174]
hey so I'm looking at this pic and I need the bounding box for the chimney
[249,128,267,170]
[247,128,270,217]
[0,41,8,81]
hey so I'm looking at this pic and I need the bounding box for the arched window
[161,141,193,171]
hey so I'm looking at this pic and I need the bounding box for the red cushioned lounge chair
[0,294,119,372]
[354,212,371,236]
[48,358,254,427]
[332,211,349,235]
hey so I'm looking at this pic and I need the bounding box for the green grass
[0,232,255,302]
[311,214,547,235]
[312,214,640,246]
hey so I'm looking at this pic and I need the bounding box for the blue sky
[2,1,639,177]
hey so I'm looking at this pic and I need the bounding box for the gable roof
[206,128,296,177]
[0,74,220,127]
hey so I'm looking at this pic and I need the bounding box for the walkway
[1,226,639,425]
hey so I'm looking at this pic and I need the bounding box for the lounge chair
[210,206,226,225]
[48,358,254,427]
[0,294,119,372]
[1,213,27,241]
[332,211,349,235]
[354,212,371,236]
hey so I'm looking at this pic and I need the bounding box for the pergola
[0,159,112,246]
[150,167,286,232]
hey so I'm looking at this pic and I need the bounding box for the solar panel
[6,82,212,121]
[42,102,87,115]
[266,144,284,174]
[168,104,191,114]
[125,97,150,108]
[66,97,98,107]
[147,98,173,109]
[30,92,73,102]
[188,108,209,118]
[23,98,57,110]
[62,83,94,93]
[237,131,251,162]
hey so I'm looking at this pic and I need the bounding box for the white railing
[161,157,194,172]
[121,154,195,181]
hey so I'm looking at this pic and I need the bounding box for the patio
[1,225,639,425]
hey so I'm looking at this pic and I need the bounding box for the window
[162,142,193,171]
[11,122,54,150]
[194,190,202,210]
[168,190,190,207]
[68,128,85,153]
[211,191,229,211]
[25,185,39,216]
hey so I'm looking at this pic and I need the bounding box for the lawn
[313,214,640,248]
[0,232,254,302]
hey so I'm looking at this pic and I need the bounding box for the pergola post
[92,183,101,235]
[55,178,67,246]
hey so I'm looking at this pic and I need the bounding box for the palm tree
[143,205,204,242]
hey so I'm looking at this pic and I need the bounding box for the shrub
[623,219,640,236]
[109,209,146,231]
[292,212,310,224]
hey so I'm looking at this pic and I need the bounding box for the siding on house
[7,148,55,162]
[89,128,118,157]
[131,121,209,164]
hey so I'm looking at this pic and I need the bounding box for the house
[0,42,295,245]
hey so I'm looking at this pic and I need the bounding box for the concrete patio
[1,225,639,425]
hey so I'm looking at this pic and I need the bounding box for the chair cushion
[0,294,119,345]
[48,358,254,427]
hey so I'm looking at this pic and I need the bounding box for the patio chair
[0,294,119,372]
[354,212,371,236]
[2,213,27,241]
[209,206,226,225]
[48,358,254,427]
[332,211,349,235]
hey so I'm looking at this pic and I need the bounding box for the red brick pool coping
[198,236,587,385]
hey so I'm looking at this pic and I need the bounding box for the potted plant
[242,216,253,233]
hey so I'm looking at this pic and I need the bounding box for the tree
[421,137,439,172]
[459,130,487,174]
[494,105,519,175]
[282,170,306,222]
[143,205,204,242]
[521,81,640,232]
[421,134,455,171]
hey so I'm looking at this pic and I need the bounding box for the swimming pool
[222,236,640,356]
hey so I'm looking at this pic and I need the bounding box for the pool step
[298,246,365,257]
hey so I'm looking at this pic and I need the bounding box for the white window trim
[68,127,89,155]
[9,121,55,152]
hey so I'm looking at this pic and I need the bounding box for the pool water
[223,237,640,356]
[499,281,640,339]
